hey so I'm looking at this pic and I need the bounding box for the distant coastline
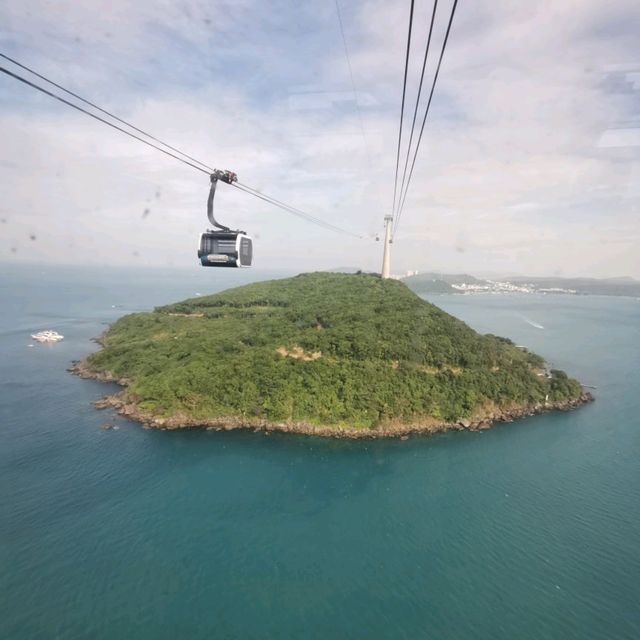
[400,272,640,298]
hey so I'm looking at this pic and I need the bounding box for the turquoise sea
[1,264,639,639]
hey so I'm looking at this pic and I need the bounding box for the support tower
[381,215,393,279]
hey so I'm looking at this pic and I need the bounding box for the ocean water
[1,263,639,640]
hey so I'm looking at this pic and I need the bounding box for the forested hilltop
[77,273,590,436]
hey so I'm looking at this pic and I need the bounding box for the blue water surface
[1,264,639,639]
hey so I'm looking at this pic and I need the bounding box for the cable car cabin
[198,231,253,268]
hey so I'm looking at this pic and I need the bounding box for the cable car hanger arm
[207,169,238,231]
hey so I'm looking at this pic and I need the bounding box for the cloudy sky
[1,0,638,277]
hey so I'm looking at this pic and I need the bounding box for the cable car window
[240,237,253,265]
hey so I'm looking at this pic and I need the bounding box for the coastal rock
[69,389,593,439]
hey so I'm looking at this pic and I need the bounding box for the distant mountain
[402,272,486,295]
[409,272,485,285]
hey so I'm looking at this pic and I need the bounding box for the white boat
[30,330,64,343]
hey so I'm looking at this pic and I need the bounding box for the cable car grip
[207,169,238,231]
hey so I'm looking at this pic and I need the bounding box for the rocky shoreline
[70,359,594,439]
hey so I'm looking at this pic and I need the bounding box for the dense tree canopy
[87,273,583,429]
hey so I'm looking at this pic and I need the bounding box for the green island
[74,272,592,437]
